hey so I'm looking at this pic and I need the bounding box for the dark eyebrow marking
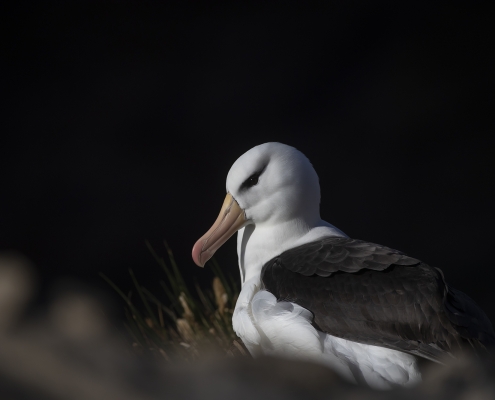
[239,164,267,191]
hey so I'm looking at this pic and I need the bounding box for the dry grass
[101,242,245,361]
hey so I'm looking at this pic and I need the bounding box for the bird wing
[261,237,495,363]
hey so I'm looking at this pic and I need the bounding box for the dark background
[2,2,494,321]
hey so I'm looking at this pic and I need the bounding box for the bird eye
[239,165,267,191]
[246,174,259,187]
[241,172,260,190]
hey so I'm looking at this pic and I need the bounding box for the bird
[192,142,494,389]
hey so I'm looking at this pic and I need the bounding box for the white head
[227,142,321,226]
[192,142,322,267]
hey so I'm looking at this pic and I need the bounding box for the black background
[3,2,494,321]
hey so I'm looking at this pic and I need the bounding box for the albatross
[192,142,494,388]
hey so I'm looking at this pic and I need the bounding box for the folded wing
[261,237,495,363]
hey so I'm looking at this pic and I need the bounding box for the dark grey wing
[261,237,495,363]
[279,237,420,277]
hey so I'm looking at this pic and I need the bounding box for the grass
[100,241,246,361]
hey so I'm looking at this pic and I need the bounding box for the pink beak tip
[192,239,205,267]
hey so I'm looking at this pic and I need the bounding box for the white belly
[232,280,421,389]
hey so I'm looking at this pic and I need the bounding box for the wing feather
[261,237,495,362]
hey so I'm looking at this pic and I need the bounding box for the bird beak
[192,193,246,267]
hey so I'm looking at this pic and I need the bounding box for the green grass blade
[129,268,160,329]
[146,241,181,298]
[164,240,194,300]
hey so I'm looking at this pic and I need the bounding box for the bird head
[192,142,321,267]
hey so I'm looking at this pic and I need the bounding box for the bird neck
[237,218,346,286]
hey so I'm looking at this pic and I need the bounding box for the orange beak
[192,193,247,267]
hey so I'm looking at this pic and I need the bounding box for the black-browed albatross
[192,142,494,389]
